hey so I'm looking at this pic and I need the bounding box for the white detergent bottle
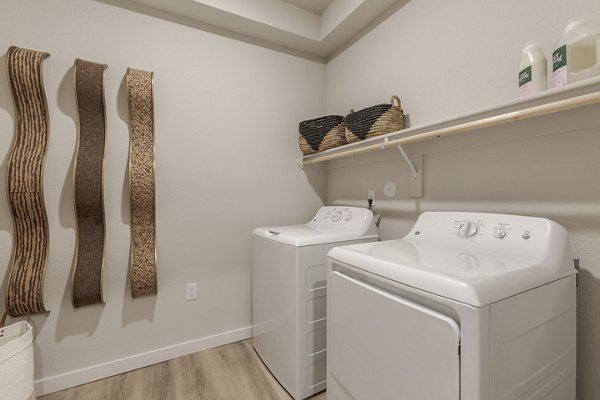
[553,17,600,87]
[519,41,547,97]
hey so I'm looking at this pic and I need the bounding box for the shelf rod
[396,145,417,177]
[303,89,600,166]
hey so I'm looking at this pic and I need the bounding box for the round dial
[493,226,507,239]
[458,222,479,239]
[331,212,342,222]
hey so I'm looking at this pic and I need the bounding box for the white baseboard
[34,326,253,396]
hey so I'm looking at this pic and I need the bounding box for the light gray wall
[325,1,600,398]
[0,0,326,393]
[3,0,600,397]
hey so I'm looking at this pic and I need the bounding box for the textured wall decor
[5,46,51,317]
[126,68,157,298]
[72,59,108,308]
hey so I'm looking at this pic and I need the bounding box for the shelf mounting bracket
[296,156,304,170]
[396,145,417,178]
[396,144,423,197]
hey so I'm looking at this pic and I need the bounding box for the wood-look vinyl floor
[38,340,327,400]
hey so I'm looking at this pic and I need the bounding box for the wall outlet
[368,190,375,201]
[186,283,197,301]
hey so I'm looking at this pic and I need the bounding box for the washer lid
[328,212,576,307]
[253,206,378,246]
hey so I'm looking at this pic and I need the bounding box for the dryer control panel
[453,220,514,241]
[450,217,532,242]
[405,212,571,265]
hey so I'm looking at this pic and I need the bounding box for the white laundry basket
[0,319,35,400]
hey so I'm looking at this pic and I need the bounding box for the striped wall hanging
[5,46,51,317]
[72,59,108,308]
[126,68,157,298]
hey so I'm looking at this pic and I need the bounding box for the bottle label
[519,65,533,97]
[553,45,567,87]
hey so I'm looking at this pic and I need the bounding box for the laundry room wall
[0,0,326,394]
[324,0,600,399]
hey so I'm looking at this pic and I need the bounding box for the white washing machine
[252,206,379,400]
[327,212,577,400]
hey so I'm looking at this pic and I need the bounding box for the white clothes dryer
[252,206,378,399]
[327,212,576,400]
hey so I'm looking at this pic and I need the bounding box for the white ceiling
[280,0,334,14]
[126,0,408,62]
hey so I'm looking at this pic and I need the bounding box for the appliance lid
[253,206,378,246]
[328,212,576,307]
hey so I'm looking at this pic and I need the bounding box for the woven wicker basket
[345,95,404,143]
[0,319,35,400]
[299,115,347,155]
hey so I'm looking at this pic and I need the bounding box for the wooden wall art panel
[5,46,51,317]
[72,59,108,308]
[126,68,157,298]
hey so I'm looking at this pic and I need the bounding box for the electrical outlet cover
[186,283,197,300]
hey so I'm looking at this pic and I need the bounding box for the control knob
[458,222,479,239]
[493,226,507,239]
[331,211,342,222]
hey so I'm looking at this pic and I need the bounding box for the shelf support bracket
[296,156,304,170]
[396,145,423,198]
[396,145,417,178]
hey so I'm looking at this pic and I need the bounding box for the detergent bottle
[519,41,547,97]
[553,17,600,87]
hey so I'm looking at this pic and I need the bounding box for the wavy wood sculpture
[72,59,108,308]
[6,46,51,317]
[126,68,157,298]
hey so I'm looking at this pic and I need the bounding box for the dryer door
[328,271,460,400]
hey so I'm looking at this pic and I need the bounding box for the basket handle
[390,95,401,108]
